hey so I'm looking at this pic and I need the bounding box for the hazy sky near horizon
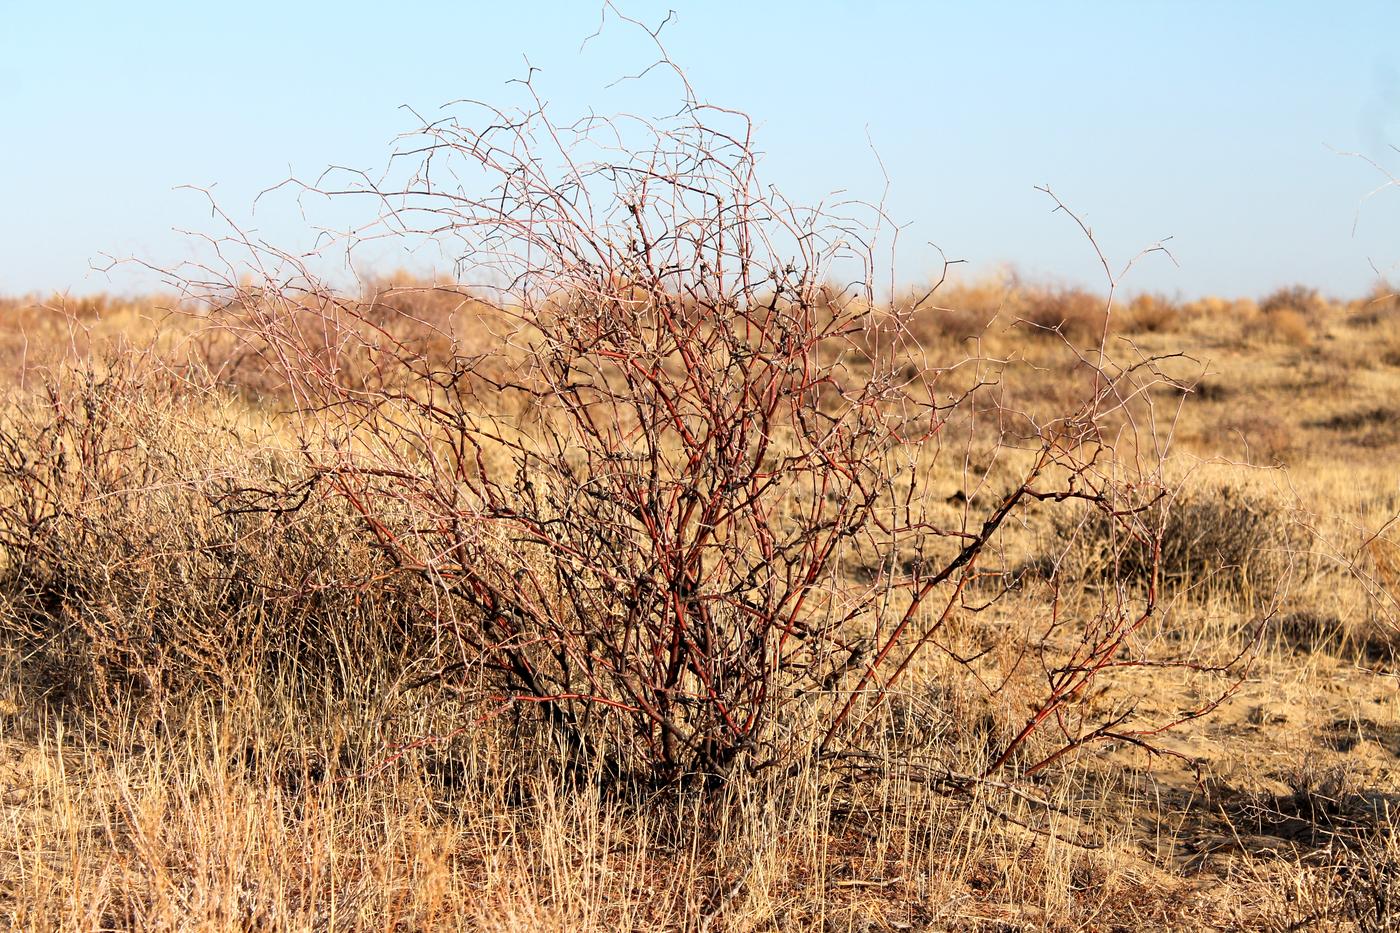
[3,1,1399,298]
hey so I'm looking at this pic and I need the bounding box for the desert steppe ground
[1,278,1399,931]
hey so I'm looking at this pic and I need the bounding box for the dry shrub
[0,295,160,388]
[1244,776,1400,932]
[157,61,1235,788]
[186,280,499,403]
[0,355,437,707]
[1274,609,1349,654]
[1180,296,1263,346]
[1051,485,1305,601]
[1272,609,1396,664]
[1217,406,1296,461]
[1324,830,1400,932]
[1370,313,1400,367]
[1312,405,1395,431]
[1347,281,1399,327]
[907,279,1182,344]
[1191,379,1233,402]
[905,278,1008,341]
[1369,535,1400,598]
[925,302,1002,342]
[1260,284,1329,318]
[1309,405,1400,447]
[1016,286,1107,341]
[1262,307,1313,346]
[1182,294,1241,322]
[1121,292,1182,333]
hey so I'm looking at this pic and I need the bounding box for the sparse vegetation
[3,266,1399,929]
[3,42,1400,933]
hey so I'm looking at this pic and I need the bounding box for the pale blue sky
[3,1,1399,298]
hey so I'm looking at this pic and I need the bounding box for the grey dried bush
[1048,485,1306,601]
[1259,284,1329,317]
[1017,286,1108,341]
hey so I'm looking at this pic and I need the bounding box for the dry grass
[1,279,1398,931]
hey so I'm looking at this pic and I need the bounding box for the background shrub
[1260,284,1329,317]
[1050,485,1305,601]
[0,356,436,707]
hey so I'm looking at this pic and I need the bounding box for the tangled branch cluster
[169,51,1242,786]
